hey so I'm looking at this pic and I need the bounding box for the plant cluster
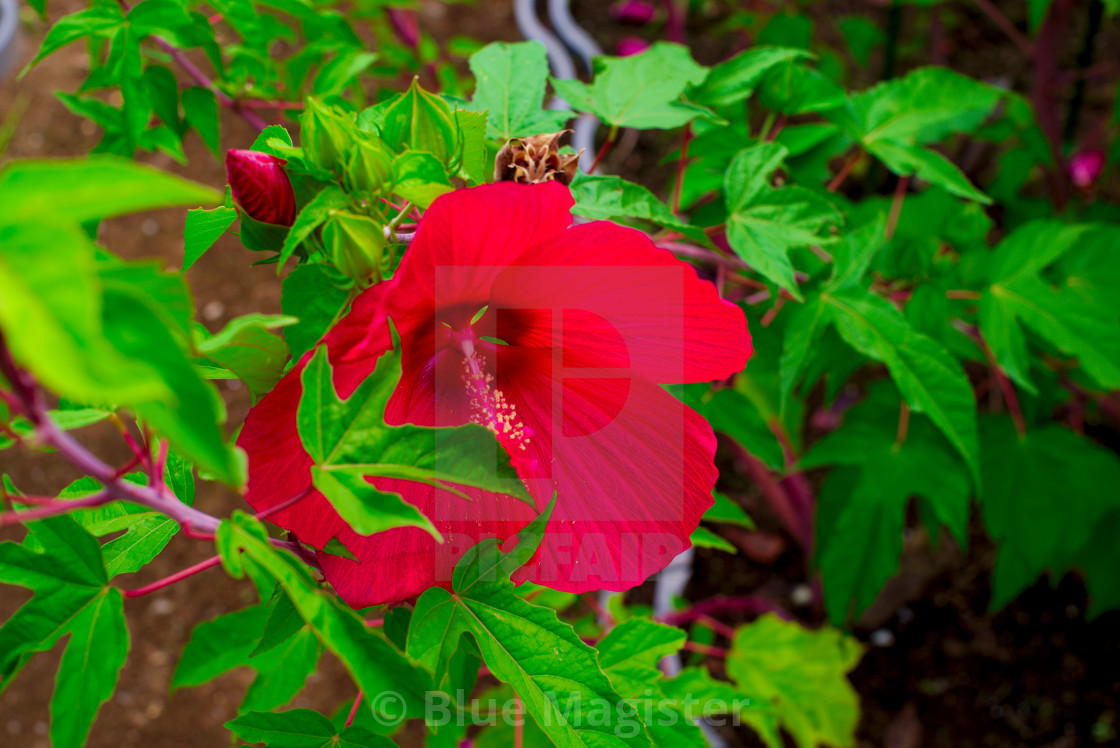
[2,1,1120,747]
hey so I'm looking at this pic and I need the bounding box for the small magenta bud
[611,0,657,24]
[616,37,651,57]
[387,8,419,48]
[225,149,296,226]
[1069,148,1106,189]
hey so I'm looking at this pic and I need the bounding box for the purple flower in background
[616,37,651,57]
[1069,148,1106,189]
[225,149,297,226]
[611,0,657,25]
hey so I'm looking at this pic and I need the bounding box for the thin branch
[123,555,222,598]
[344,692,364,728]
[970,0,1032,56]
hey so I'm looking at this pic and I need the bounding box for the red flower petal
[491,220,752,382]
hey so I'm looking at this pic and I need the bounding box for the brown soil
[1,2,1118,747]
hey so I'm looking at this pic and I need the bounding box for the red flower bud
[1069,148,1106,189]
[616,37,651,57]
[225,149,297,226]
[611,0,657,24]
[387,8,419,49]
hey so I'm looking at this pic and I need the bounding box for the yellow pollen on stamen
[461,349,537,470]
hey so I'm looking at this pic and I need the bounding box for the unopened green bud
[380,78,458,167]
[347,140,395,196]
[323,210,386,285]
[300,99,353,173]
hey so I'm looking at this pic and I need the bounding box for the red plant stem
[733,443,811,548]
[345,692,364,728]
[365,617,384,627]
[657,595,788,627]
[657,242,752,274]
[664,0,686,43]
[955,324,1028,437]
[111,452,145,478]
[0,491,111,526]
[237,99,305,111]
[1031,0,1073,208]
[970,0,1032,56]
[152,438,169,487]
[885,176,910,239]
[681,641,730,658]
[946,289,982,300]
[117,0,269,131]
[671,124,693,216]
[695,614,736,640]
[123,555,222,598]
[827,152,860,192]
[588,127,618,174]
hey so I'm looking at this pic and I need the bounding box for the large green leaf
[569,173,694,234]
[551,43,711,130]
[297,345,530,538]
[724,143,842,299]
[801,385,971,624]
[0,157,219,224]
[171,603,322,714]
[980,221,1120,394]
[407,502,650,747]
[215,512,432,724]
[726,615,862,748]
[979,418,1120,613]
[196,313,298,402]
[183,205,237,271]
[821,287,980,486]
[828,67,1001,200]
[688,47,813,108]
[469,41,573,141]
[0,515,129,748]
[280,263,351,362]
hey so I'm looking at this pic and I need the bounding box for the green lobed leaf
[297,345,531,531]
[980,222,1120,394]
[688,46,813,108]
[726,615,862,748]
[800,384,971,624]
[408,501,651,747]
[821,287,981,487]
[469,41,574,141]
[281,263,351,362]
[196,313,298,401]
[228,709,396,748]
[724,143,842,299]
[171,604,322,714]
[551,42,711,130]
[183,205,237,271]
[569,173,694,234]
[0,515,129,748]
[216,512,432,724]
[979,418,1120,613]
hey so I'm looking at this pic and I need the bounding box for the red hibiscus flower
[239,182,751,608]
